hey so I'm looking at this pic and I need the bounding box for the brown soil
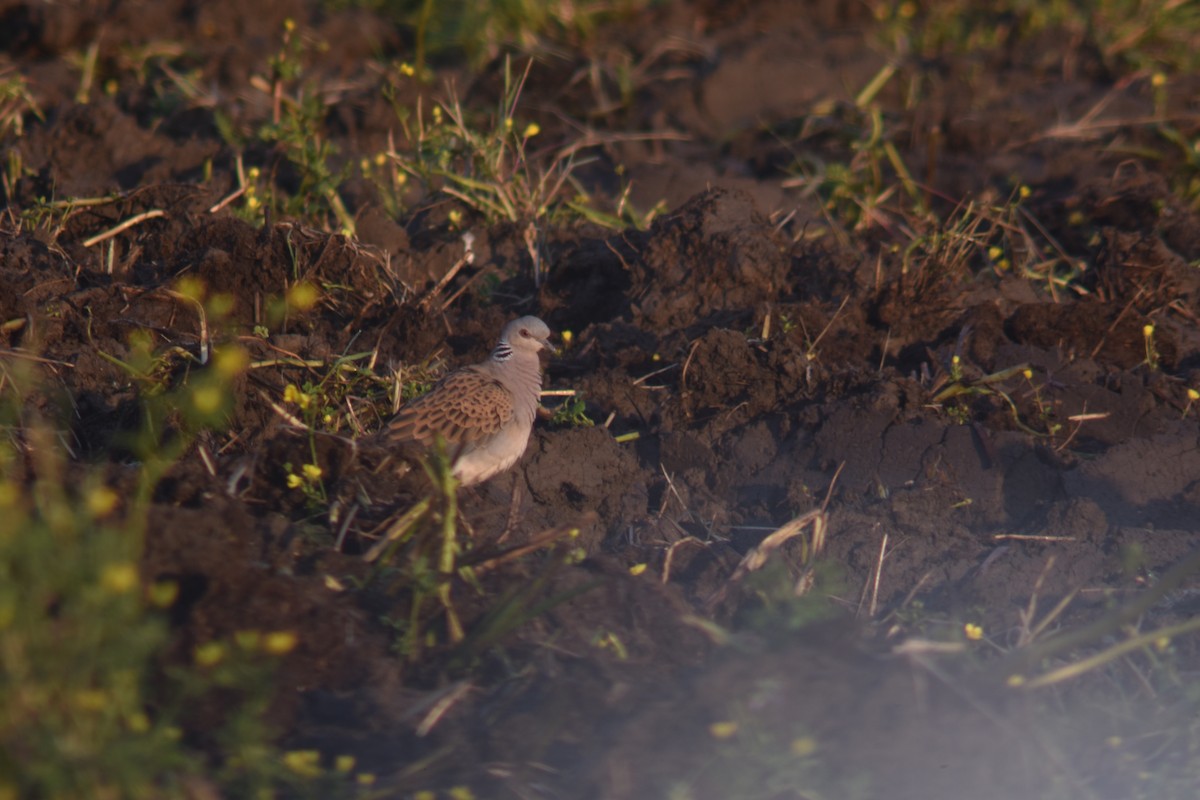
[4,1,1200,798]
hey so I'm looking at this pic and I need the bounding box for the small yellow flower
[360,157,371,173]
[247,166,261,181]
[522,122,540,138]
[448,209,463,227]
[214,345,249,378]
[191,385,223,415]
[75,689,109,711]
[127,712,151,733]
[357,773,377,786]
[709,721,739,739]
[234,630,262,650]
[448,787,476,800]
[287,282,320,312]
[264,630,298,655]
[283,384,301,404]
[334,755,355,772]
[1155,635,1171,652]
[302,463,323,481]
[175,275,206,302]
[194,641,225,667]
[1188,388,1199,401]
[286,473,303,489]
[1006,674,1025,687]
[245,195,261,211]
[101,563,139,594]
[148,580,179,608]
[561,329,574,346]
[374,152,387,167]
[898,1,917,18]
[628,563,647,576]
[282,749,321,777]
[284,18,296,33]
[964,623,983,641]
[504,116,514,131]
[987,246,1003,260]
[399,62,415,77]
[1022,368,1033,380]
[1018,185,1031,199]
[87,486,120,518]
[1151,72,1166,87]
[790,736,817,757]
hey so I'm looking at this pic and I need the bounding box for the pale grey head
[491,315,552,361]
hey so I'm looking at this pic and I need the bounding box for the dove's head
[499,316,552,355]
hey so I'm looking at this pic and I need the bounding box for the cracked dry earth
[4,0,1200,798]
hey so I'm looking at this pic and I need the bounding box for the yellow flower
[708,721,738,739]
[399,62,415,77]
[194,641,225,667]
[374,152,387,166]
[628,563,647,576]
[1188,388,1199,401]
[1143,323,1155,338]
[101,563,139,594]
[790,736,817,757]
[302,463,323,481]
[522,122,540,138]
[75,689,109,711]
[335,755,356,772]
[175,275,206,302]
[282,750,321,777]
[191,386,223,415]
[1018,185,1031,199]
[87,486,120,518]
[964,622,983,641]
[448,787,476,800]
[245,195,261,211]
[357,773,377,785]
[286,473,303,489]
[235,630,262,650]
[264,630,298,655]
[1151,72,1166,87]
[148,580,179,607]
[214,345,249,378]
[988,246,1003,260]
[287,282,319,312]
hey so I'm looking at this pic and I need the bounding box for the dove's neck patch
[491,340,514,362]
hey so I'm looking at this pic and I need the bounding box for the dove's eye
[520,329,530,337]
